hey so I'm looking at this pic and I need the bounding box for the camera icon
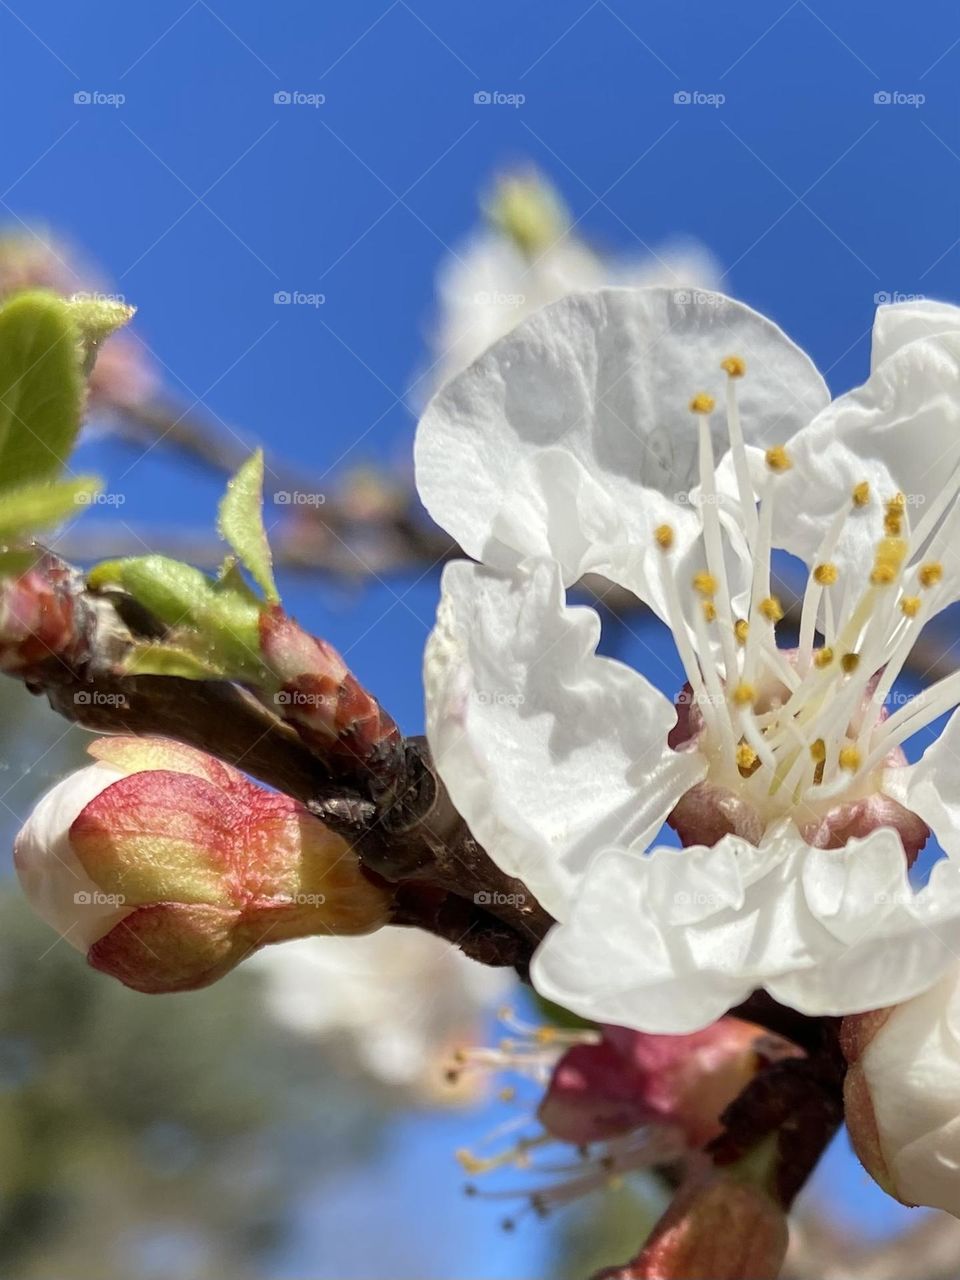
[74,90,91,105]
[274,690,291,705]
[474,890,492,905]
[673,90,691,105]
[874,91,891,105]
[74,691,91,705]
[73,891,91,905]
[673,289,691,304]
[473,90,491,105]
[274,91,292,105]
[274,290,291,304]
[275,490,291,504]
[873,291,892,304]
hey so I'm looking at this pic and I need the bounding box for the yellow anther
[721,355,746,378]
[732,682,756,707]
[884,511,903,536]
[498,1086,516,1103]
[813,647,834,669]
[736,742,758,772]
[759,596,784,622]
[734,618,749,645]
[900,595,922,618]
[689,392,715,414]
[654,523,675,550]
[692,571,717,596]
[702,600,717,623]
[764,445,792,473]
[919,562,944,589]
[871,536,908,585]
[838,745,861,772]
[813,562,838,586]
[852,481,870,508]
[809,738,826,763]
[841,652,860,674]
[534,1025,557,1044]
[887,492,906,513]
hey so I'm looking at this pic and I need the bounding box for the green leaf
[0,292,85,492]
[123,642,228,680]
[217,450,279,603]
[0,476,101,543]
[89,554,265,680]
[65,294,136,376]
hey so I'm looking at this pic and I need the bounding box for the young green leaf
[0,292,85,491]
[0,476,101,543]
[65,294,136,376]
[217,449,279,603]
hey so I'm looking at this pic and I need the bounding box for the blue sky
[1,0,958,1273]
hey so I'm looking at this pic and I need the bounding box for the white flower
[250,929,512,1098]
[844,964,960,1217]
[417,284,960,1034]
[422,170,721,397]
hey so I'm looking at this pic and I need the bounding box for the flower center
[655,356,956,852]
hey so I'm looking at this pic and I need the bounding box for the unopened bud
[14,736,391,993]
[842,965,960,1217]
[539,1019,800,1149]
[595,1165,787,1280]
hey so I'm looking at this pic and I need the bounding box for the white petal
[883,706,960,859]
[531,826,960,1032]
[14,762,131,949]
[424,558,703,919]
[772,332,960,582]
[858,966,960,1216]
[872,299,960,371]
[415,286,829,600]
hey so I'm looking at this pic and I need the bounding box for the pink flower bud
[595,1167,788,1280]
[842,966,960,1217]
[539,1019,800,1150]
[259,608,403,787]
[14,736,392,993]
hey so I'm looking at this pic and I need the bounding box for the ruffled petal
[424,558,703,919]
[883,706,960,859]
[872,299,960,371]
[415,286,828,606]
[531,826,960,1031]
[772,332,960,589]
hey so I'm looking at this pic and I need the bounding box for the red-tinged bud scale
[0,557,87,675]
[259,607,404,788]
[595,1167,788,1280]
[15,736,392,993]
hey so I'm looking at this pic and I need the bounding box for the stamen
[900,596,921,618]
[732,682,756,707]
[693,571,717,596]
[838,745,861,772]
[919,562,944,588]
[736,742,758,773]
[702,600,717,623]
[813,647,834,668]
[852,481,870,508]
[655,523,675,550]
[759,596,783,622]
[841,653,860,674]
[810,738,826,763]
[720,355,746,378]
[689,393,715,414]
[734,618,749,645]
[813,563,838,586]
[764,446,792,473]
[721,358,759,546]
